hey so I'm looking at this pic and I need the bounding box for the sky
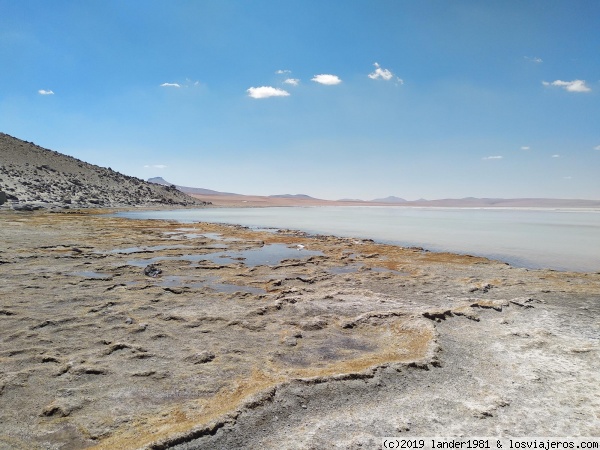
[1,0,599,200]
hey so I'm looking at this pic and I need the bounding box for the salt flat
[0,210,598,449]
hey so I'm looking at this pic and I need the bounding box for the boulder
[143,264,162,278]
[0,191,6,205]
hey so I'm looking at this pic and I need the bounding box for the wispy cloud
[161,79,201,89]
[521,146,530,150]
[247,86,290,99]
[483,156,503,160]
[284,78,300,86]
[275,69,291,74]
[38,89,54,95]
[144,164,168,169]
[311,74,342,85]
[542,79,591,93]
[525,56,543,63]
[368,63,394,81]
[594,145,600,151]
[552,154,560,158]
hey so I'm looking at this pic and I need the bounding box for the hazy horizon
[1,1,599,201]
[147,175,600,202]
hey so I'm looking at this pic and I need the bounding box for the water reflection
[126,243,323,268]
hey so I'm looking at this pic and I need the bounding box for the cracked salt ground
[1,211,598,450]
[328,264,409,276]
[370,267,410,275]
[67,270,113,279]
[153,275,267,295]
[107,244,193,254]
[327,264,364,274]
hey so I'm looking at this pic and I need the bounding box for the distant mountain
[148,177,237,196]
[147,177,172,186]
[0,133,205,209]
[371,196,407,203]
[338,198,366,202]
[268,194,317,199]
[391,197,600,208]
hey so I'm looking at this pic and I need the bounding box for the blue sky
[1,0,599,200]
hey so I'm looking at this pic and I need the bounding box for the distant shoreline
[185,192,600,209]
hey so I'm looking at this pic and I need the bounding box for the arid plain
[1,209,598,449]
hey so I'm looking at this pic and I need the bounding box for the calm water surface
[116,207,600,272]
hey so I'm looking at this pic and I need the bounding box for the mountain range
[148,177,600,208]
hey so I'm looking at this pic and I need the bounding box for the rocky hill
[0,133,206,210]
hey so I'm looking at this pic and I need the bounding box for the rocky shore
[0,209,598,449]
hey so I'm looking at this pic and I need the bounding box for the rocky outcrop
[0,133,208,209]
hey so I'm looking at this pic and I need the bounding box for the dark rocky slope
[0,133,206,209]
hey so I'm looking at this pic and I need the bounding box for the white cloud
[247,86,290,99]
[551,154,560,158]
[160,82,181,88]
[483,156,503,160]
[525,56,543,63]
[542,79,591,93]
[521,146,530,150]
[38,89,54,95]
[284,78,300,86]
[311,74,342,85]
[594,145,600,151]
[144,164,168,169]
[276,69,291,74]
[368,62,394,81]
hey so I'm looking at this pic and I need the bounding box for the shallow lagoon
[116,207,600,272]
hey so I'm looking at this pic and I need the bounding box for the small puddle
[126,244,324,268]
[156,276,201,288]
[164,232,205,239]
[233,244,323,267]
[202,233,239,242]
[201,232,224,240]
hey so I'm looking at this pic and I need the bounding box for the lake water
[115,207,600,273]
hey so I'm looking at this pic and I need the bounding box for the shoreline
[111,206,600,274]
[1,209,598,449]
